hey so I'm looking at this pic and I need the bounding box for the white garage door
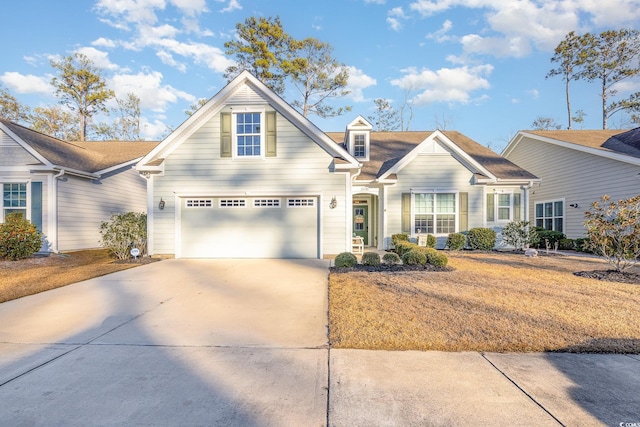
[180,196,319,258]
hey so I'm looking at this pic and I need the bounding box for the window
[235,112,262,157]
[254,199,281,208]
[536,201,564,232]
[186,199,212,208]
[497,194,511,221]
[353,134,366,157]
[2,183,27,220]
[413,193,456,235]
[220,199,246,208]
[288,198,315,207]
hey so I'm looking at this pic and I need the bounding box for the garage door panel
[180,197,318,258]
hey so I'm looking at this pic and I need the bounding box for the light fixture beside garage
[330,196,337,209]
[159,198,165,210]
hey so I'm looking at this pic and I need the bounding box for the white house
[137,71,539,258]
[503,128,640,238]
[0,119,158,252]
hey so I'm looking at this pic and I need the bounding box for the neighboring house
[0,118,158,252]
[137,71,539,259]
[502,128,640,238]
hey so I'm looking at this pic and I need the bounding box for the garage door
[180,196,319,258]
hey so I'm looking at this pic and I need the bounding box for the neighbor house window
[2,183,27,221]
[235,112,262,157]
[413,193,456,235]
[535,201,564,232]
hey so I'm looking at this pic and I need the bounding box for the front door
[353,206,368,245]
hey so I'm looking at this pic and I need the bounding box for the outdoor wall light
[569,203,579,208]
[330,196,337,209]
[159,198,165,210]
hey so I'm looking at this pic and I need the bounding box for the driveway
[0,259,330,426]
[1,259,640,426]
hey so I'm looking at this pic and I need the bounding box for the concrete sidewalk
[1,259,639,426]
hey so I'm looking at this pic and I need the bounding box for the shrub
[502,220,539,250]
[361,251,381,267]
[559,238,576,251]
[420,233,436,248]
[422,247,448,267]
[335,252,358,268]
[446,233,466,250]
[0,213,42,260]
[534,228,566,250]
[584,194,640,272]
[467,227,496,251]
[391,233,409,248]
[402,249,427,265]
[99,212,147,260]
[394,240,418,257]
[382,252,401,265]
[575,237,593,253]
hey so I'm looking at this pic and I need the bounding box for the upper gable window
[350,132,369,160]
[234,112,263,157]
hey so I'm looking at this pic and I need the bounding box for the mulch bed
[574,270,640,284]
[330,264,452,273]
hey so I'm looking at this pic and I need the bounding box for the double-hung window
[497,194,512,221]
[535,200,564,232]
[235,112,262,157]
[353,134,366,158]
[2,183,27,221]
[413,193,456,235]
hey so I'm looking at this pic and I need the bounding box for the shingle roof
[327,130,537,181]
[1,119,159,173]
[524,128,640,159]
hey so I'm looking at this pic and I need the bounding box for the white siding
[152,107,348,257]
[0,130,41,166]
[505,136,640,238]
[57,166,147,251]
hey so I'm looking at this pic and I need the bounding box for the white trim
[409,191,459,236]
[493,190,514,223]
[0,180,30,223]
[231,108,266,160]
[146,174,154,256]
[534,198,566,233]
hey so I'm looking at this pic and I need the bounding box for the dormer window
[345,115,372,161]
[353,134,366,157]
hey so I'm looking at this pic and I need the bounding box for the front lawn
[329,251,640,353]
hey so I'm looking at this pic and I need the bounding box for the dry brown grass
[0,249,157,303]
[329,251,640,353]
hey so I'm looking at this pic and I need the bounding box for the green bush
[402,249,427,266]
[559,238,575,251]
[99,212,147,260]
[446,233,466,250]
[391,233,409,247]
[0,213,42,260]
[335,252,357,268]
[421,233,436,248]
[361,251,380,267]
[394,240,418,257]
[534,228,566,249]
[382,252,401,265]
[419,247,448,267]
[502,220,539,250]
[468,227,496,251]
[575,237,593,253]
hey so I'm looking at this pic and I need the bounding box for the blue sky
[2,0,640,151]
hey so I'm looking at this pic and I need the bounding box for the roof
[327,130,538,182]
[1,119,159,173]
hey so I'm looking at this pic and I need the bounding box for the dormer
[345,115,372,161]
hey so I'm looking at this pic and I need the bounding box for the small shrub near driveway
[446,233,466,250]
[335,252,357,268]
[382,252,401,265]
[99,212,147,260]
[394,240,417,257]
[468,227,496,251]
[361,251,381,266]
[391,233,409,247]
[0,213,42,260]
[402,249,426,265]
[421,247,448,267]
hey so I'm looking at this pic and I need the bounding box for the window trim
[232,108,265,159]
[535,199,565,232]
[495,192,513,223]
[287,198,315,208]
[1,181,30,222]
[349,131,369,161]
[253,198,281,208]
[410,191,458,236]
[219,199,247,208]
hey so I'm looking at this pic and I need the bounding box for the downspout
[52,169,65,253]
[523,181,534,222]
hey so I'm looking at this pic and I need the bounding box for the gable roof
[138,70,359,170]
[1,119,159,175]
[503,128,640,166]
[327,130,538,182]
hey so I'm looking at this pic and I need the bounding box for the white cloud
[0,72,52,95]
[365,0,386,4]
[92,37,118,48]
[526,89,540,99]
[75,47,120,70]
[345,66,377,102]
[390,64,493,105]
[94,0,166,26]
[156,51,187,72]
[387,7,407,31]
[109,71,195,113]
[218,0,241,13]
[170,0,208,16]
[426,19,453,42]
[460,34,532,58]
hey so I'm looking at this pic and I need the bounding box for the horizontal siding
[0,146,40,166]
[152,109,347,256]
[57,167,147,251]
[506,137,640,238]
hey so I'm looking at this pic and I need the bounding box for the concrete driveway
[1,258,640,426]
